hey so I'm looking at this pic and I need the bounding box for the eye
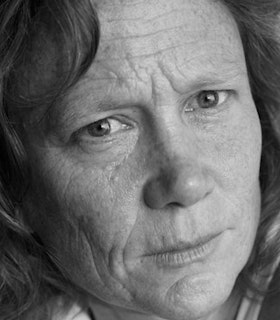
[186,90,230,111]
[71,115,135,149]
[84,118,129,138]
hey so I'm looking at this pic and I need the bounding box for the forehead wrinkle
[91,46,246,100]
[157,55,247,95]
[95,40,203,63]
[107,8,182,23]
[97,0,227,25]
[102,24,188,42]
[95,3,241,64]
[101,7,197,41]
[97,0,236,38]
[97,0,184,21]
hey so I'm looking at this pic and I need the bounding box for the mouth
[145,232,223,269]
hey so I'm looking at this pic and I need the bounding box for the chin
[135,270,238,320]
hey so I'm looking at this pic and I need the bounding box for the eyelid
[184,90,232,112]
[72,115,134,143]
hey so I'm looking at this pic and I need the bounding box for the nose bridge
[151,116,197,168]
[154,136,203,195]
[143,123,212,210]
[153,140,194,177]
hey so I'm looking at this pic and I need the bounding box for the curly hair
[0,0,279,319]
[222,0,280,293]
[0,1,99,319]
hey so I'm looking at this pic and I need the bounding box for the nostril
[143,177,166,209]
[143,165,213,210]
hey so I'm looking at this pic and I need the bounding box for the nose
[143,151,213,210]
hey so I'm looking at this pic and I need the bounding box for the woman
[0,0,280,319]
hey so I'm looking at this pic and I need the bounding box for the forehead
[96,0,237,46]
[83,0,245,95]
[17,0,246,108]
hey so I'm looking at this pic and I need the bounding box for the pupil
[88,119,111,137]
[199,91,218,108]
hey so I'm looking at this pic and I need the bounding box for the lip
[145,232,222,268]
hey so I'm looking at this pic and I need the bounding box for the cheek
[24,154,143,298]
[211,101,262,195]
[214,105,262,257]
[26,151,140,259]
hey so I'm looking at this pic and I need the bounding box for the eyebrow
[49,66,247,132]
[48,95,140,135]
[161,60,247,94]
[186,70,247,91]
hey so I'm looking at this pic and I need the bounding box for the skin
[19,0,262,319]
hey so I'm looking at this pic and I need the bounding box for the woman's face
[21,0,262,319]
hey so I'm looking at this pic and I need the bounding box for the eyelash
[184,90,231,113]
[73,116,132,142]
[72,90,232,144]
